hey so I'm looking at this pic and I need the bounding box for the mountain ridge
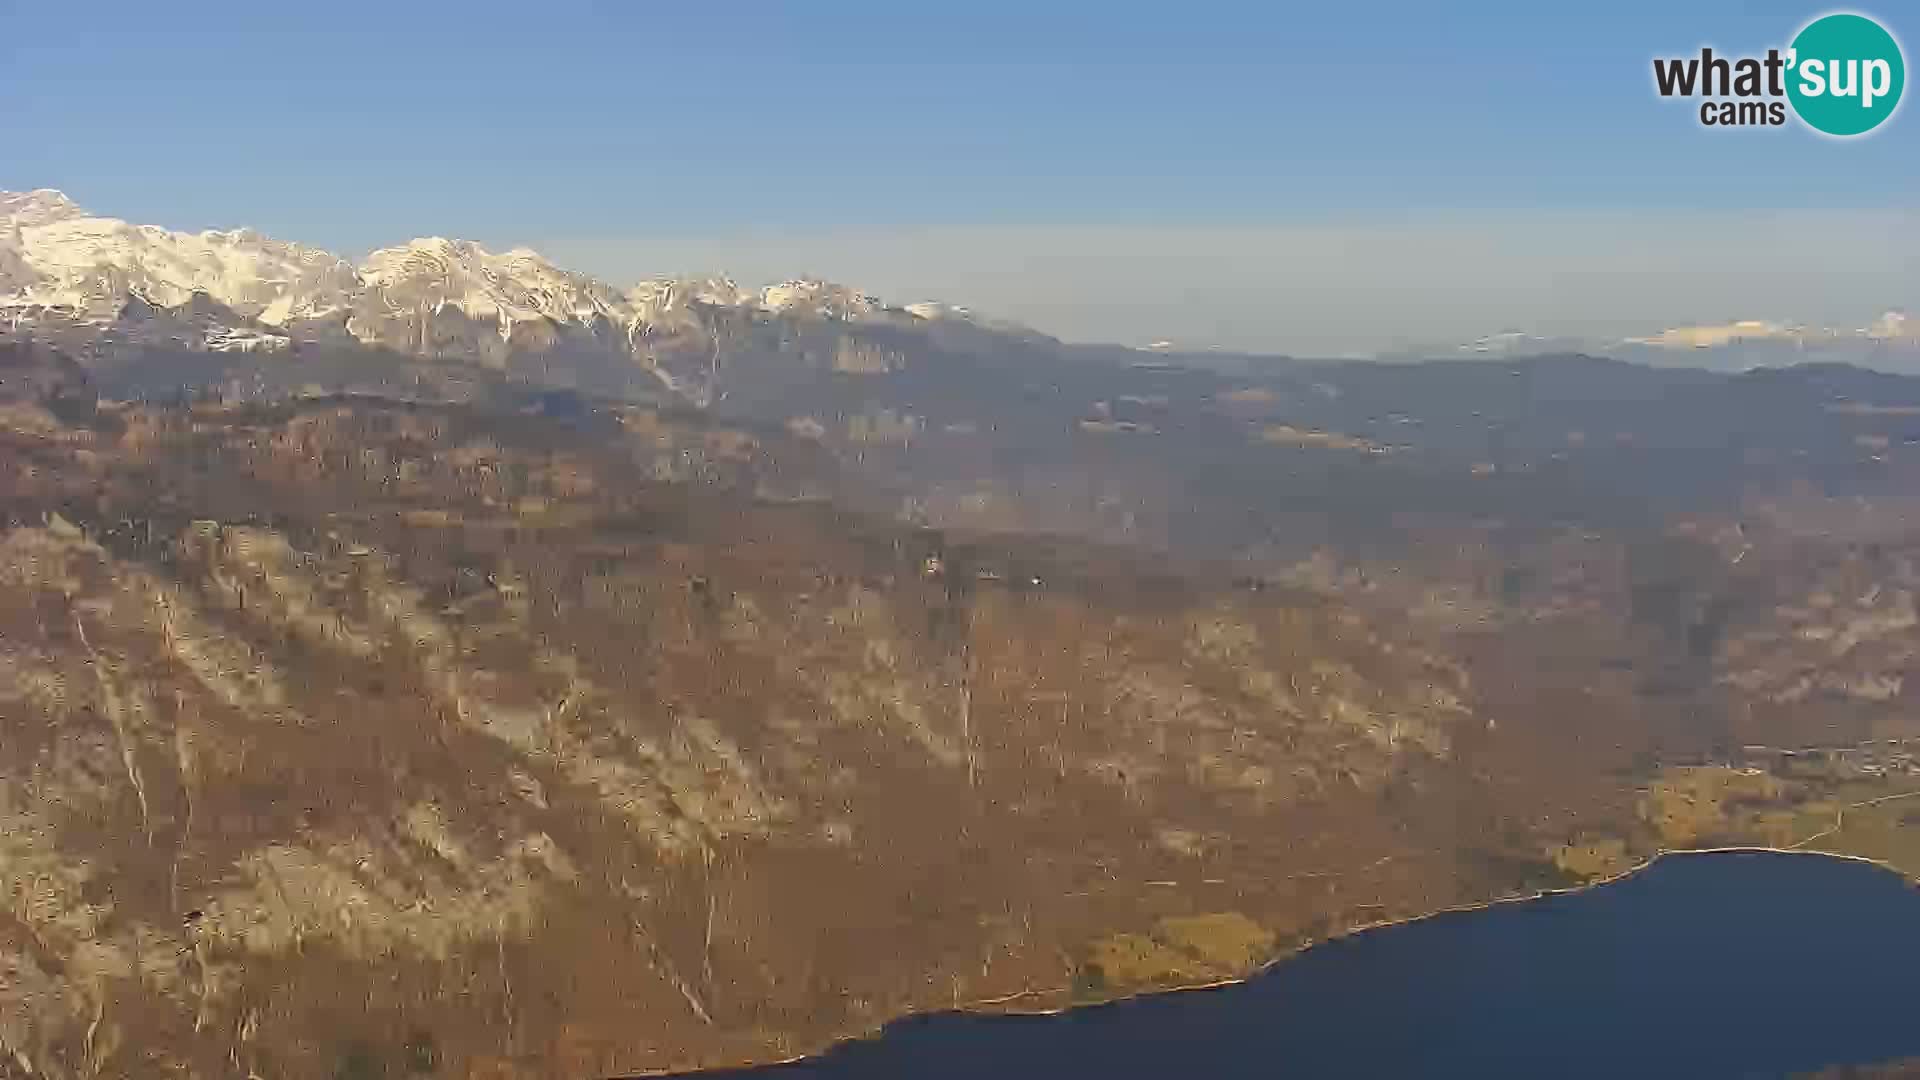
[0,190,1036,364]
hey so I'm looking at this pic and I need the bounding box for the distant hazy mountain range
[1375,313,1920,373]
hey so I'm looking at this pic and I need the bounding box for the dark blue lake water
[704,851,1920,1079]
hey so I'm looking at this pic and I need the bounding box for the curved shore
[636,843,1920,1077]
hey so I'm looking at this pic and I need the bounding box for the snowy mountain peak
[759,278,879,318]
[904,301,976,322]
[0,189,87,229]
[625,277,752,324]
[358,236,631,330]
[1870,310,1913,340]
[0,190,359,324]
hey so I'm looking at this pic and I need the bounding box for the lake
[694,851,1920,1079]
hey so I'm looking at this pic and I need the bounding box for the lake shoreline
[637,845,1919,1078]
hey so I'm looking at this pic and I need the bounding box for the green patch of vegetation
[1559,760,1920,887]
[334,1043,387,1080]
[402,1030,438,1075]
[1077,911,1277,997]
[1551,835,1634,882]
[1802,792,1920,878]
[1461,846,1578,894]
[1640,766,1785,847]
[1154,912,1277,972]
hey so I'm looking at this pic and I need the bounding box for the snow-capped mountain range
[8,188,1917,394]
[0,189,1024,394]
[0,190,359,335]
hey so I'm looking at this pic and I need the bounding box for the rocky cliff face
[0,387,1511,1077]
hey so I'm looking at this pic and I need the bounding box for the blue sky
[3,1,1915,353]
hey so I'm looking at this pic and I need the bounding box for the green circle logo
[1786,13,1905,136]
